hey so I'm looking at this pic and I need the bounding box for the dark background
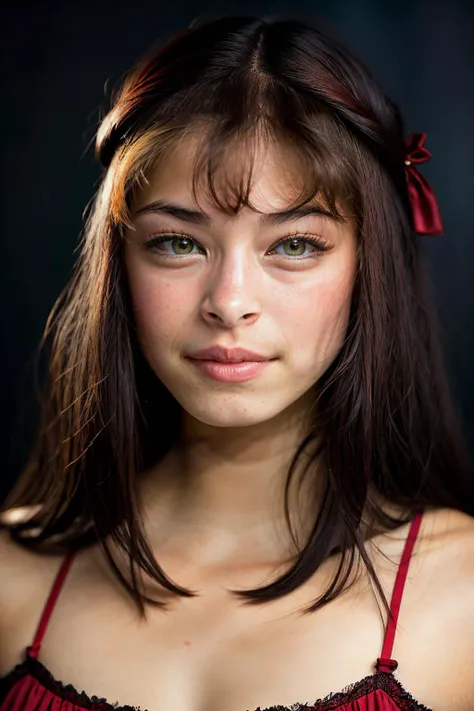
[1,0,473,504]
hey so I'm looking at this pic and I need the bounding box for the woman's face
[123,136,358,429]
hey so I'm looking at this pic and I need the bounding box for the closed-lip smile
[186,346,275,363]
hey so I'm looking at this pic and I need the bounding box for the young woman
[0,13,473,711]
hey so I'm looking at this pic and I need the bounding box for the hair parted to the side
[1,14,473,623]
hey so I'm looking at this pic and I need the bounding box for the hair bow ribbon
[404,132,444,235]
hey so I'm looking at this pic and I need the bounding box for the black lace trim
[0,653,434,711]
[253,671,434,711]
[0,656,141,711]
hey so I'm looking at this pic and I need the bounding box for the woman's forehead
[132,133,350,221]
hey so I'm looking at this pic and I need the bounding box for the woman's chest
[28,568,447,711]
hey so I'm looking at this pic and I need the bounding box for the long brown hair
[2,13,472,622]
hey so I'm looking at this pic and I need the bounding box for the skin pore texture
[123,133,358,570]
[1,134,474,711]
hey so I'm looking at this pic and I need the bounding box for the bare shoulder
[422,505,474,535]
[377,505,474,568]
[369,506,474,708]
[0,507,63,594]
[414,507,474,706]
[418,506,474,565]
[400,506,474,607]
[0,510,65,675]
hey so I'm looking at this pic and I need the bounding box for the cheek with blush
[126,260,189,367]
[280,263,355,383]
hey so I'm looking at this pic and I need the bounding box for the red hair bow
[404,132,444,235]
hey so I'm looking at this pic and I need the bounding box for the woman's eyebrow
[134,199,346,226]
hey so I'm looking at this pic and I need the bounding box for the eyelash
[143,229,331,261]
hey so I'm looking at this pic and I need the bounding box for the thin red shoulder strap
[26,550,76,659]
[376,511,423,674]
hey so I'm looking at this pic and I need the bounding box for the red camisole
[0,512,433,711]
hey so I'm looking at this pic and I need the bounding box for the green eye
[143,232,330,260]
[144,233,203,257]
[279,238,307,257]
[170,237,195,254]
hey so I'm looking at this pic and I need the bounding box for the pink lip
[186,345,272,363]
[188,358,274,382]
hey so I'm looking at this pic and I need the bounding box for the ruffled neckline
[0,652,434,711]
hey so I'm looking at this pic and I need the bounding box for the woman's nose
[200,254,262,328]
